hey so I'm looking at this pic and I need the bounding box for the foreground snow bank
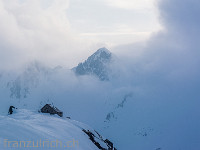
[0,109,101,150]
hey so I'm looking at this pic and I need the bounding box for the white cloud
[67,0,161,46]
[105,0,157,10]
[0,0,161,70]
[0,0,97,70]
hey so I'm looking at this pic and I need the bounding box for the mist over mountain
[0,45,136,150]
[0,0,200,150]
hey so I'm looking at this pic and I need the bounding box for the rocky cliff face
[73,47,112,81]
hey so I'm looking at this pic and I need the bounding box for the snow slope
[0,109,108,150]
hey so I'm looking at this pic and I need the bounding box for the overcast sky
[67,0,161,45]
[0,0,161,70]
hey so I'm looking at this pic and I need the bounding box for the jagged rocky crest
[73,47,112,81]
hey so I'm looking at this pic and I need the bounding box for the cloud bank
[0,0,97,70]
[0,0,200,149]
[0,0,160,71]
[115,0,200,83]
[109,1,200,148]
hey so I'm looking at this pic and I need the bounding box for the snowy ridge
[0,109,116,150]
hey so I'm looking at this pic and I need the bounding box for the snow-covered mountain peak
[73,47,112,81]
[93,47,111,58]
[97,47,111,54]
[87,47,112,63]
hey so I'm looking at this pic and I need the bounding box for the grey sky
[0,0,162,70]
[67,0,160,45]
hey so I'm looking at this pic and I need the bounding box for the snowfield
[0,109,105,150]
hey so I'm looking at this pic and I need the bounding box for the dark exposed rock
[73,47,112,81]
[104,139,114,150]
[40,104,63,117]
[82,129,117,150]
